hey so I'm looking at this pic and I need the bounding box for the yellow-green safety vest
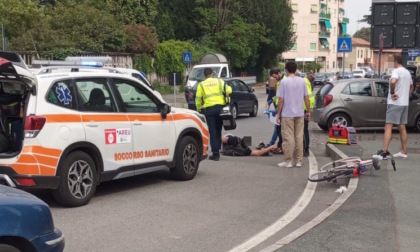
[195,78,232,111]
[304,77,315,110]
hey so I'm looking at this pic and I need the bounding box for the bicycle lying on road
[308,154,396,183]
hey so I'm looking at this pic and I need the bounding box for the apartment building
[282,0,349,73]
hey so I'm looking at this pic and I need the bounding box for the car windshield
[189,67,221,81]
[353,70,363,74]
[315,73,325,78]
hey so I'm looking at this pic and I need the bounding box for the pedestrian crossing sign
[183,52,192,64]
[337,37,352,53]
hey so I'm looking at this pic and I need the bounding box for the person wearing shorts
[378,54,414,159]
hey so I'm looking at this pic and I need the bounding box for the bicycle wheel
[319,157,361,171]
[308,169,351,182]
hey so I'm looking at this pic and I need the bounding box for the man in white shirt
[377,54,414,159]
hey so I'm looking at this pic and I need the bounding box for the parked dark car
[185,78,258,118]
[312,79,420,131]
[364,71,378,78]
[0,184,65,252]
[314,73,328,86]
[337,72,354,80]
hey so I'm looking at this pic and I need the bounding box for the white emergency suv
[0,52,208,207]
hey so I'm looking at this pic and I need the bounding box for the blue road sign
[408,49,420,61]
[183,52,192,64]
[337,37,352,53]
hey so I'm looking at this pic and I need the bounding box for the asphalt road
[32,85,416,252]
[27,85,344,252]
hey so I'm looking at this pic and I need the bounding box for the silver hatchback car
[313,78,420,131]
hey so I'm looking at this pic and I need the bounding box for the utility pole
[1,24,6,51]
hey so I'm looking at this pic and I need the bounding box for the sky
[344,0,372,36]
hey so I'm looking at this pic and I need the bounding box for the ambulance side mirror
[160,104,171,119]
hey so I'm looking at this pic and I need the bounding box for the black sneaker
[209,155,220,161]
[376,149,391,159]
[304,149,309,157]
[257,142,265,150]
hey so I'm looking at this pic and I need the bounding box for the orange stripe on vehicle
[34,155,59,168]
[127,114,168,122]
[203,137,209,145]
[81,114,129,122]
[22,146,62,157]
[172,114,209,136]
[44,114,81,123]
[10,164,40,175]
[39,165,56,176]
[16,154,38,164]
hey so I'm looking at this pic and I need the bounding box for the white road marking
[260,143,358,251]
[228,151,319,252]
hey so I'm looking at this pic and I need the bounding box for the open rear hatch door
[0,52,36,87]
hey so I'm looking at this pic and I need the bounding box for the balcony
[319,30,331,38]
[339,33,351,38]
[342,17,349,23]
[319,12,331,20]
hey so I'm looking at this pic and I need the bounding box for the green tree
[154,40,194,78]
[153,12,175,42]
[0,0,44,47]
[242,0,294,79]
[105,0,158,26]
[210,17,268,69]
[353,27,370,42]
[155,0,201,40]
[48,2,126,52]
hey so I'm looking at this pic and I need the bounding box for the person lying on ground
[222,134,277,156]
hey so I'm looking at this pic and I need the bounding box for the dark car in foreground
[185,78,258,118]
[312,78,420,131]
[0,184,65,252]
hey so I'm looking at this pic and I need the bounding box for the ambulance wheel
[327,113,351,129]
[250,101,258,117]
[53,151,97,207]
[231,104,238,119]
[171,136,199,181]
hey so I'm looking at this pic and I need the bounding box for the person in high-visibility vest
[196,68,232,161]
[303,75,315,157]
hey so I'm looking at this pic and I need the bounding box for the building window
[333,61,336,68]
[327,61,329,69]
[310,24,317,33]
[291,43,297,51]
[334,9,336,18]
[310,43,317,51]
[292,23,297,32]
[361,50,363,58]
[292,4,298,12]
[311,4,318,13]
[333,44,335,52]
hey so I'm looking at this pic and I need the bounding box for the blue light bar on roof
[81,61,104,67]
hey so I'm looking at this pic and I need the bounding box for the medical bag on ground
[328,124,357,145]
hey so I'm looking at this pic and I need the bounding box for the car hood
[0,185,55,237]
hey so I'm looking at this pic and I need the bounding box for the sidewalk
[327,136,420,251]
